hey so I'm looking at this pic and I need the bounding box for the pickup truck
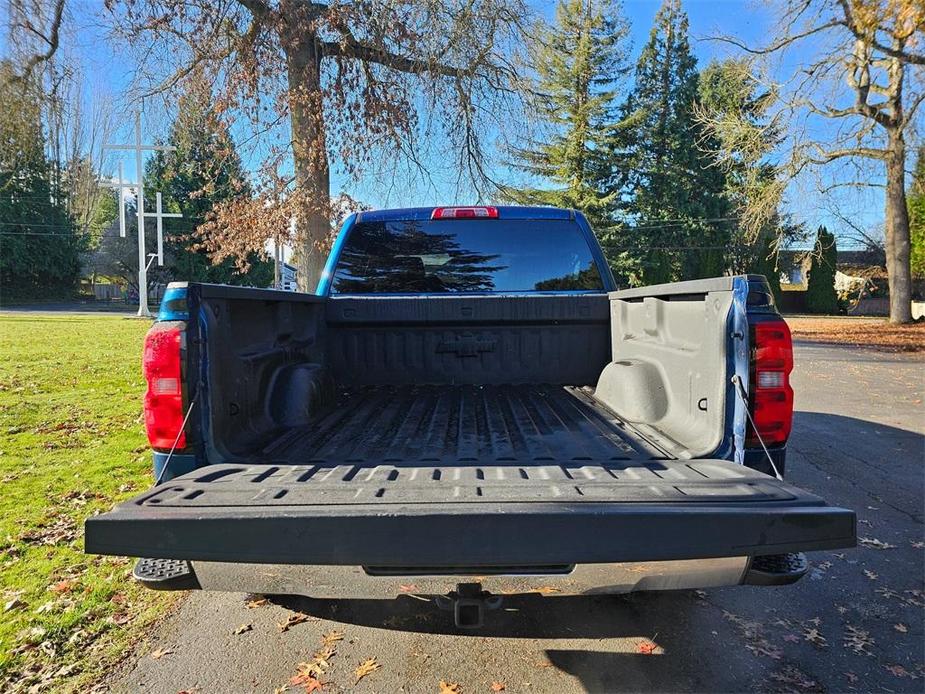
[86,205,855,627]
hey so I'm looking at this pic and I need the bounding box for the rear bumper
[183,557,754,596]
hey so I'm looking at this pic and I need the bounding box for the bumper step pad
[133,557,201,591]
[744,552,808,586]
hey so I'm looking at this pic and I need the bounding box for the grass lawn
[0,314,179,692]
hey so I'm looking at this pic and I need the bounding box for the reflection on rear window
[331,219,604,293]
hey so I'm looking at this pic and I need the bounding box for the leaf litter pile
[785,317,925,352]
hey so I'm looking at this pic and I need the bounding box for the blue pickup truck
[86,206,855,627]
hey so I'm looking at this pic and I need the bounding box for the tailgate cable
[154,393,198,486]
[731,375,783,481]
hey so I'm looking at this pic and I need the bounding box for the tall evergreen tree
[909,147,924,281]
[146,76,273,287]
[0,61,85,299]
[806,225,838,314]
[617,0,729,285]
[697,58,795,301]
[503,0,630,236]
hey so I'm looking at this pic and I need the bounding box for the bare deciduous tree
[107,0,533,291]
[709,0,923,323]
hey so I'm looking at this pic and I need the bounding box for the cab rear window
[330,219,604,294]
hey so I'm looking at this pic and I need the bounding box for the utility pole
[104,111,176,317]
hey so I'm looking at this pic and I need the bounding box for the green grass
[0,314,179,692]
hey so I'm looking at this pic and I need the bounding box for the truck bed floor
[261,385,667,465]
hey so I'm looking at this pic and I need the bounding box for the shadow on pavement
[273,589,700,640]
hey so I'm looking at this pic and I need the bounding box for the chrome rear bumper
[190,556,750,597]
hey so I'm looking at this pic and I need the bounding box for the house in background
[776,248,890,314]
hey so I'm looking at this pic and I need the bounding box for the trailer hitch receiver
[435,582,503,629]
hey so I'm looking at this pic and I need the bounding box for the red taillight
[431,206,499,219]
[747,320,793,447]
[143,325,186,450]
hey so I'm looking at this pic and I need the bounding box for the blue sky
[2,0,889,248]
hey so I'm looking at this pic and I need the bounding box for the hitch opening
[435,582,503,629]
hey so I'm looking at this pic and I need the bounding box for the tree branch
[321,39,470,78]
[836,0,925,65]
[9,0,65,82]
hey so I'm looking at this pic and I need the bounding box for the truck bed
[259,384,667,465]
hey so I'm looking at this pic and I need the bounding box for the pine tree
[806,226,838,314]
[909,146,924,281]
[503,0,630,237]
[618,0,730,285]
[697,58,794,300]
[146,76,272,287]
[0,61,85,298]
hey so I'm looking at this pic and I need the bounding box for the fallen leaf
[490,682,506,692]
[278,612,310,632]
[246,597,269,609]
[885,664,917,679]
[911,541,924,549]
[783,634,801,643]
[843,625,875,655]
[399,584,418,593]
[50,580,74,594]
[863,569,878,580]
[150,647,173,660]
[637,640,658,655]
[4,598,26,612]
[321,630,344,646]
[845,672,858,683]
[439,681,462,694]
[304,677,324,693]
[531,586,561,595]
[859,537,897,550]
[894,623,908,633]
[803,627,828,647]
[233,623,253,635]
[771,665,819,690]
[292,661,327,683]
[354,657,381,683]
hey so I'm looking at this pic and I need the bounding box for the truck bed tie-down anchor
[434,583,503,629]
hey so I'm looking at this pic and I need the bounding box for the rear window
[330,219,604,294]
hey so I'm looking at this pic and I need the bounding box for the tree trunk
[884,130,912,323]
[281,14,331,294]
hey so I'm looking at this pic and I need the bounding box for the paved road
[106,343,924,694]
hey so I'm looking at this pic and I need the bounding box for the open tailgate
[85,460,855,565]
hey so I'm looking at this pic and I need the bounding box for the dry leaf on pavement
[490,682,506,692]
[150,647,174,660]
[885,664,917,679]
[843,625,875,655]
[439,681,462,694]
[637,640,658,655]
[803,628,828,647]
[894,623,908,633]
[233,623,253,635]
[859,537,896,549]
[354,657,381,683]
[246,597,269,609]
[278,612,311,632]
[863,570,878,580]
[399,584,418,593]
[531,586,561,595]
[321,630,344,646]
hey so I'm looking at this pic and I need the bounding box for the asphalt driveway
[103,343,925,693]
